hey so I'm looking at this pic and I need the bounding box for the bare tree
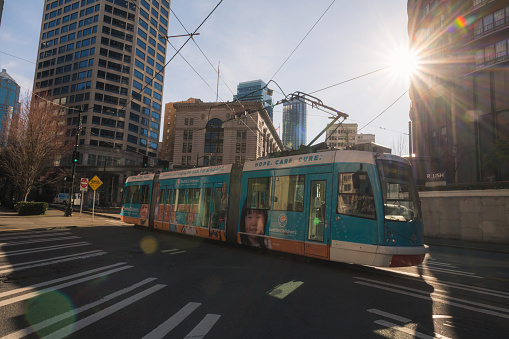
[0,92,72,201]
[391,135,408,156]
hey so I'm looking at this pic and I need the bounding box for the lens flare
[25,291,75,338]
[140,236,158,254]
[455,16,467,28]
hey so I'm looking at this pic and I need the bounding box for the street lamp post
[65,107,82,217]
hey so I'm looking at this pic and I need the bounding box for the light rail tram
[120,150,426,267]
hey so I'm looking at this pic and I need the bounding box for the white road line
[0,230,70,240]
[0,250,106,274]
[1,278,158,339]
[161,249,180,253]
[355,280,509,319]
[142,302,202,339]
[416,266,479,277]
[0,236,82,247]
[356,275,509,299]
[170,251,186,255]
[184,314,221,339]
[421,261,455,268]
[0,265,132,307]
[367,309,411,323]
[375,320,450,339]
[0,262,126,299]
[0,232,72,242]
[0,242,90,257]
[44,284,166,339]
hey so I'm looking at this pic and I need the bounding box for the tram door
[305,173,331,259]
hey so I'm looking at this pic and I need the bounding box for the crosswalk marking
[143,302,201,339]
[184,314,221,339]
[0,250,107,274]
[0,235,82,247]
[0,242,90,258]
[0,265,132,307]
[44,284,167,339]
[1,278,158,339]
[0,230,72,242]
[0,262,126,299]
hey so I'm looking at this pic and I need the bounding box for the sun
[389,49,420,81]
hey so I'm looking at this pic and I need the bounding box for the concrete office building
[34,0,170,167]
[408,0,509,183]
[33,0,171,206]
[170,100,283,168]
[325,123,358,150]
[0,69,20,140]
[159,98,202,164]
[282,98,307,150]
[234,80,274,121]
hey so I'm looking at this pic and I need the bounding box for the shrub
[15,202,48,216]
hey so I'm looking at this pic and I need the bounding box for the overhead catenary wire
[270,0,336,81]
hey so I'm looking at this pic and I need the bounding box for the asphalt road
[0,216,508,338]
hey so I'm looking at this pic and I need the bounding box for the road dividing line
[142,302,202,339]
[1,278,158,339]
[368,309,411,323]
[0,242,90,258]
[184,314,221,339]
[0,250,107,274]
[375,320,450,339]
[0,265,133,307]
[44,284,166,339]
[0,262,126,299]
[355,280,509,319]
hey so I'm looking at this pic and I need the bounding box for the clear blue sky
[0,0,412,154]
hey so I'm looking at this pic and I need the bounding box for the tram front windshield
[376,159,421,222]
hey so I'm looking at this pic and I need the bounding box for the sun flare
[389,49,420,80]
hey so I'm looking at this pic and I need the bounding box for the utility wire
[0,51,35,64]
[114,0,224,119]
[309,66,392,94]
[270,0,335,81]
[357,90,409,133]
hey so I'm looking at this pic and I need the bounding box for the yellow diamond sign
[89,175,103,191]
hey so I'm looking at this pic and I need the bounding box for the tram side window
[176,188,186,212]
[201,187,212,227]
[187,188,201,213]
[140,185,150,204]
[273,175,305,212]
[337,172,375,219]
[246,177,272,209]
[123,186,132,204]
[131,185,140,204]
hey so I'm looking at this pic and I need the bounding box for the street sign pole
[88,175,103,223]
[79,178,88,219]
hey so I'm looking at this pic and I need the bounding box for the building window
[204,118,223,154]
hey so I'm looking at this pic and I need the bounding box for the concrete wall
[419,190,509,244]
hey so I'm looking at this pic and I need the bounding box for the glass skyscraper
[234,80,273,121]
[34,0,170,167]
[0,69,20,138]
[282,98,306,150]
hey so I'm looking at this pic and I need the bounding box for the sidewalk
[0,206,126,231]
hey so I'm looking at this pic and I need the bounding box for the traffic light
[142,155,148,167]
[72,151,80,163]
[163,160,169,170]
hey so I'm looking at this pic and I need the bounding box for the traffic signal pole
[65,108,82,217]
